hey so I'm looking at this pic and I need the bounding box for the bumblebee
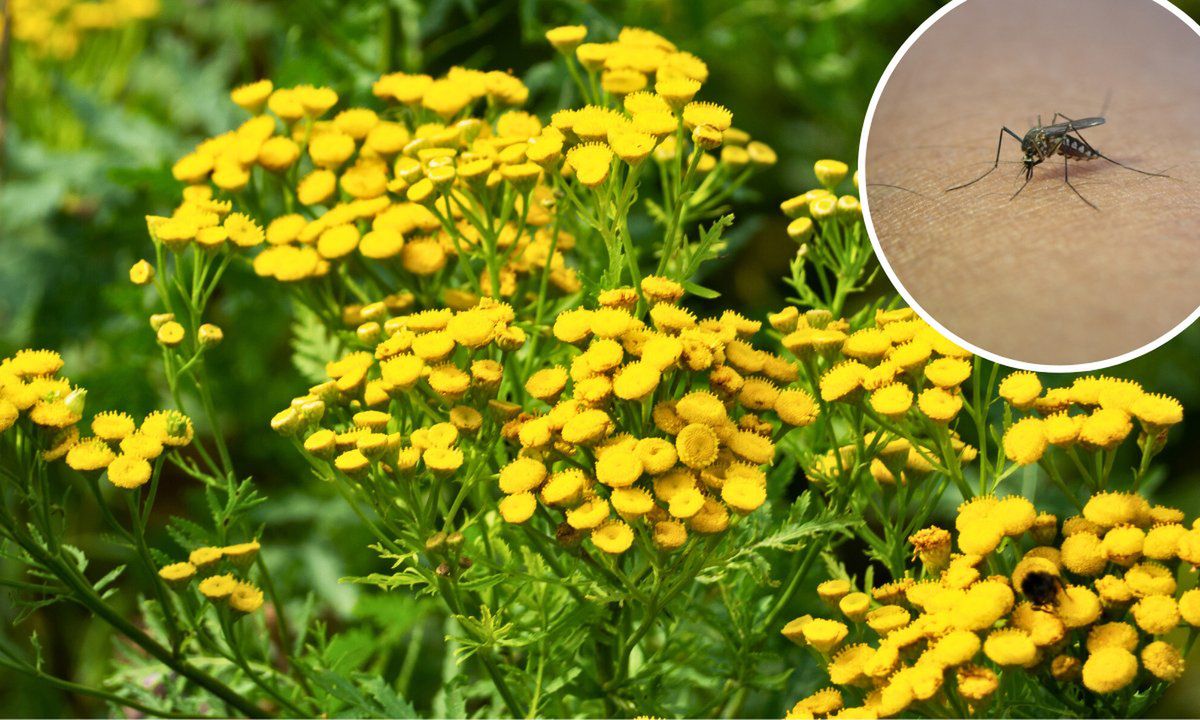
[1020,570,1064,608]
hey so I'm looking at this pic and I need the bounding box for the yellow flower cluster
[495,278,818,554]
[781,160,861,241]
[168,69,580,297]
[546,25,776,188]
[280,300,521,478]
[159,540,265,613]
[772,307,976,484]
[4,0,159,60]
[783,491,1200,718]
[1001,374,1183,465]
[1,349,191,488]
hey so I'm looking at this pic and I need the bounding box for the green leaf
[682,281,721,299]
[357,676,418,718]
[291,301,343,384]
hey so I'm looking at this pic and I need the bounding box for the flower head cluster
[4,0,159,60]
[160,540,265,613]
[1,349,190,488]
[784,491,1200,718]
[780,160,860,241]
[773,307,976,485]
[1001,373,1183,465]
[546,25,777,190]
[167,68,580,300]
[495,278,818,555]
[279,300,522,480]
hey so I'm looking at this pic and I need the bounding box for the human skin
[863,0,1200,366]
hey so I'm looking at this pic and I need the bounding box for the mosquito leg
[1096,152,1171,178]
[1062,155,1098,210]
[865,182,928,199]
[946,126,1023,191]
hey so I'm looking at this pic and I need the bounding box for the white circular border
[858,0,1200,373]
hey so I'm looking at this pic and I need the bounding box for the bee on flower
[785,487,1198,718]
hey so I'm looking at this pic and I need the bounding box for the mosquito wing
[1042,117,1106,136]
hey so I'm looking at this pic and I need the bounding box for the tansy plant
[2,0,159,61]
[0,350,294,718]
[2,17,1196,720]
[155,23,776,343]
[4,0,161,153]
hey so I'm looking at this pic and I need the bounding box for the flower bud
[426,161,457,189]
[158,562,197,589]
[303,429,336,459]
[270,407,303,436]
[836,195,861,220]
[299,399,326,424]
[545,25,587,54]
[356,321,382,345]
[747,141,777,167]
[787,217,814,242]
[814,159,849,190]
[222,541,260,569]
[129,259,155,286]
[198,323,224,347]
[63,388,87,417]
[781,194,811,219]
[149,313,175,331]
[501,162,543,191]
[157,321,185,347]
[425,531,448,553]
[810,195,838,221]
[406,178,437,205]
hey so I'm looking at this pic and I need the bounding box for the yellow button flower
[66,438,116,472]
[924,357,971,388]
[158,562,197,588]
[230,581,265,613]
[917,386,962,423]
[983,628,1037,667]
[499,492,537,524]
[1142,641,1185,681]
[1003,417,1047,465]
[869,383,913,419]
[1082,647,1137,693]
[198,573,238,601]
[1132,595,1180,635]
[566,498,610,530]
[591,520,634,554]
[107,454,153,489]
[675,423,719,469]
[565,143,614,187]
[801,618,848,653]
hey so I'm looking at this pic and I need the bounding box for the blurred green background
[4,0,1200,715]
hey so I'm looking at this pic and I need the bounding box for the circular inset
[861,0,1200,370]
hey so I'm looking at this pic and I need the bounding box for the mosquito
[946,113,1168,209]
